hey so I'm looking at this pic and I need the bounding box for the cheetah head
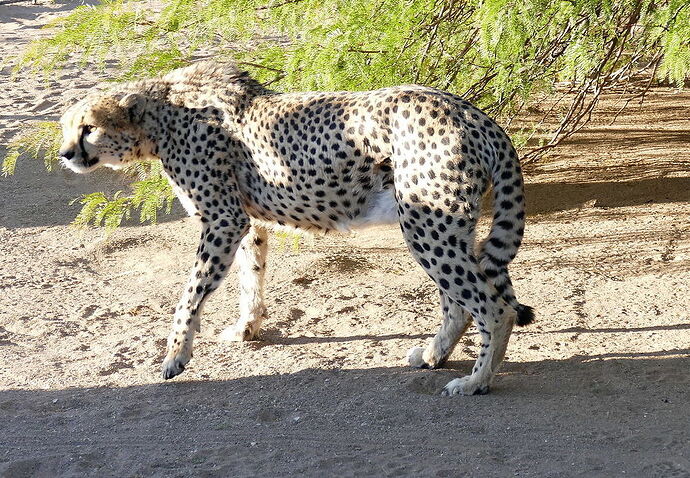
[58,92,150,173]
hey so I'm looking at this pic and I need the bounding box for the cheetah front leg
[219,224,268,342]
[162,218,249,379]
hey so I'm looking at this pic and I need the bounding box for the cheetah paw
[442,376,490,396]
[161,355,189,380]
[406,346,431,369]
[219,323,258,342]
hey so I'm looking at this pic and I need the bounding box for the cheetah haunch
[59,62,533,395]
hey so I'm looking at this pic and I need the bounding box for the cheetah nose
[59,149,75,161]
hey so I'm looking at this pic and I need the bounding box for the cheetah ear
[118,93,146,126]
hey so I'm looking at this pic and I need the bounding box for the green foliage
[275,230,303,253]
[71,191,131,231]
[18,0,690,94]
[5,0,689,229]
[2,121,62,176]
[18,0,149,76]
[655,1,690,86]
[129,164,177,225]
[71,162,175,231]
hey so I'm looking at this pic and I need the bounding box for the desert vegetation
[5,0,689,228]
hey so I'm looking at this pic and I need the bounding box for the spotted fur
[58,61,533,395]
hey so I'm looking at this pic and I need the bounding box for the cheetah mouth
[61,155,99,174]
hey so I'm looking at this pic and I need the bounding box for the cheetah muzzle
[59,61,534,395]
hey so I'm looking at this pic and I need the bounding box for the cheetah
[58,62,534,395]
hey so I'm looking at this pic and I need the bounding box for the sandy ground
[1,2,689,477]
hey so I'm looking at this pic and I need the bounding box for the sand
[1,1,689,477]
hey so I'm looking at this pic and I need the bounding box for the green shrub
[5,0,689,229]
[2,121,62,176]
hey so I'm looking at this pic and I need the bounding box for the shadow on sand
[1,353,688,477]
[524,176,690,216]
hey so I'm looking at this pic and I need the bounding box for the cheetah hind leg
[442,294,516,396]
[407,291,471,369]
[219,225,268,342]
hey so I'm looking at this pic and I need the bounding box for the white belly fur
[339,188,398,231]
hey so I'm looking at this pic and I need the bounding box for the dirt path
[1,2,689,477]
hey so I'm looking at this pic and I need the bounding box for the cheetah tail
[478,132,534,326]
[516,303,535,326]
